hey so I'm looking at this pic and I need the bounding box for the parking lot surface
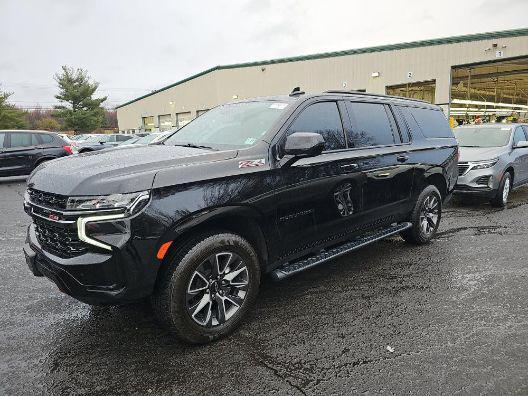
[1,180,527,395]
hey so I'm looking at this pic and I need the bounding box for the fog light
[488,176,494,189]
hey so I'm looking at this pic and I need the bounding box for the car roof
[0,129,56,134]
[233,91,437,109]
[455,123,526,129]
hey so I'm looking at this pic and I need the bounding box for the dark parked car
[0,130,73,177]
[23,91,458,343]
[74,134,133,152]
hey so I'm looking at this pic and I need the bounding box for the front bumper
[24,222,160,305]
[453,185,496,198]
[454,164,503,198]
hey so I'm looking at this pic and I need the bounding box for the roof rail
[322,90,430,104]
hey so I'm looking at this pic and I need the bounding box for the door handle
[396,154,409,163]
[340,163,358,170]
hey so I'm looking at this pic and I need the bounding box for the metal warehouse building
[116,28,528,132]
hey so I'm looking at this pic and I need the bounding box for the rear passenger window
[39,134,53,144]
[405,107,453,138]
[287,102,346,151]
[345,102,396,147]
[0,133,5,148]
[9,133,37,148]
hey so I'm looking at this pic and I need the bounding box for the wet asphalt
[1,179,528,395]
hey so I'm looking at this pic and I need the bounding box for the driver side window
[286,102,346,151]
[513,127,526,146]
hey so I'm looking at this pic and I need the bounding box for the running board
[271,222,412,281]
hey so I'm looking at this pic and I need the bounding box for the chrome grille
[28,188,68,210]
[34,218,87,258]
[458,163,470,176]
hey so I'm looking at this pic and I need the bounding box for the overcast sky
[1,0,526,109]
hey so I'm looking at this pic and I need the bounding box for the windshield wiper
[171,142,218,151]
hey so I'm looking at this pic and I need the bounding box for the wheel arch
[504,165,515,185]
[34,156,57,168]
[424,171,448,199]
[157,205,270,278]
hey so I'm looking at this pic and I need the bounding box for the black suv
[0,130,73,177]
[23,91,458,343]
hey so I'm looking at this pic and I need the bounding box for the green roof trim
[116,27,528,109]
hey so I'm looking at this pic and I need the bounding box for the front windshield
[134,134,161,145]
[454,126,512,148]
[85,135,108,143]
[164,101,289,149]
[119,137,140,145]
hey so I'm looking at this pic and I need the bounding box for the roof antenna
[289,87,305,97]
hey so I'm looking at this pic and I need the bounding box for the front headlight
[66,190,150,214]
[471,159,498,170]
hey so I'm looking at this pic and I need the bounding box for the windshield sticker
[269,103,288,110]
[239,159,265,168]
[244,137,257,145]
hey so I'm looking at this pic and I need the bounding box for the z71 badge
[238,159,265,168]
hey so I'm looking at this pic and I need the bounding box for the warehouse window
[176,112,192,129]
[386,80,436,103]
[142,116,155,131]
[158,114,173,131]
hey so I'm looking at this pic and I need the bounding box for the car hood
[75,141,107,147]
[27,145,238,196]
[459,146,509,162]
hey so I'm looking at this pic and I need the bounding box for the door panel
[2,132,40,176]
[276,155,353,258]
[275,101,354,259]
[0,132,8,176]
[344,101,414,221]
[521,126,528,185]
[513,127,528,185]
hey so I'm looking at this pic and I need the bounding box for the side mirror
[280,132,325,167]
[514,141,528,149]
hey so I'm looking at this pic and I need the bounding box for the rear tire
[401,185,442,245]
[151,232,260,344]
[490,172,511,208]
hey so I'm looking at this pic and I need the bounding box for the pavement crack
[235,338,307,395]
[255,355,308,395]
[437,225,508,239]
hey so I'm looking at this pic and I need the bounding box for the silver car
[454,123,528,207]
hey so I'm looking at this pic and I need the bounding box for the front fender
[164,205,266,241]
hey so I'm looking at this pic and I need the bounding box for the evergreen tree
[54,66,107,132]
[0,90,27,129]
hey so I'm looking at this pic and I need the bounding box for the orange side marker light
[156,241,173,260]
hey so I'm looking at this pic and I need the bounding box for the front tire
[151,232,261,344]
[401,185,442,245]
[490,172,511,208]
